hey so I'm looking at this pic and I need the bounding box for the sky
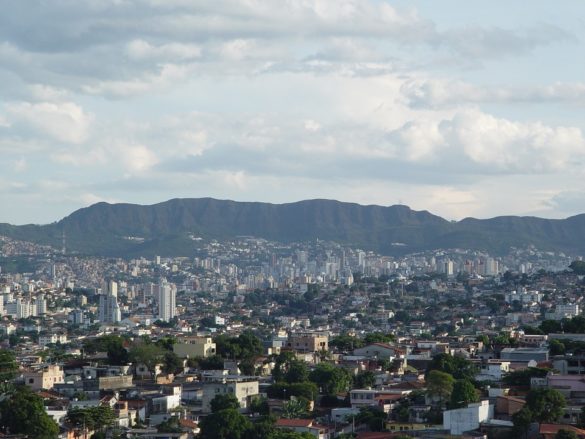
[1,0,585,224]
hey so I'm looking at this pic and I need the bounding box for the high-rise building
[36,294,47,315]
[98,281,121,323]
[158,280,176,322]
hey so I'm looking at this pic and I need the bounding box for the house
[540,424,585,439]
[275,418,330,439]
[201,375,259,413]
[475,361,510,382]
[494,396,525,419]
[23,365,64,390]
[287,332,328,353]
[173,337,216,358]
[353,343,400,360]
[443,400,493,435]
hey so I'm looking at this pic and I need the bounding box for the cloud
[0,1,573,100]
[402,79,585,108]
[4,101,93,144]
[152,109,585,183]
[546,191,585,214]
[439,24,573,59]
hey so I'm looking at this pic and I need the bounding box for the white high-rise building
[158,281,176,322]
[36,294,47,315]
[98,281,121,323]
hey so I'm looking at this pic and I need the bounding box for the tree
[282,398,310,419]
[0,349,19,382]
[512,408,533,438]
[157,417,182,433]
[579,406,585,428]
[267,382,319,400]
[364,333,395,344]
[210,393,240,412]
[550,339,566,356]
[354,371,376,389]
[309,363,352,395]
[66,406,116,434]
[215,331,263,360]
[540,320,563,334]
[329,335,364,352]
[502,367,549,387]
[427,353,475,381]
[354,406,387,431]
[525,388,566,423]
[249,396,270,416]
[426,370,454,406]
[285,360,309,384]
[198,408,252,439]
[556,430,579,439]
[129,342,164,377]
[449,379,478,409]
[570,260,585,275]
[162,351,183,375]
[0,386,59,438]
[272,351,297,382]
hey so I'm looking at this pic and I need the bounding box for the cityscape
[2,1,585,439]
[1,230,585,438]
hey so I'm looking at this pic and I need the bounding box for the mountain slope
[1,198,585,257]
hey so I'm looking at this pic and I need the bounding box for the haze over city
[1,1,585,224]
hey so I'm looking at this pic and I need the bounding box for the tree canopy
[0,386,59,439]
[525,388,566,423]
[449,379,478,409]
[0,349,19,382]
[427,353,476,381]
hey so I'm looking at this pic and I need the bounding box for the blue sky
[1,0,585,224]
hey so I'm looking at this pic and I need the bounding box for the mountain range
[1,198,585,257]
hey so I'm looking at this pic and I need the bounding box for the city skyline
[1,1,585,224]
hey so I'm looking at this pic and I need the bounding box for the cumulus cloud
[4,101,93,144]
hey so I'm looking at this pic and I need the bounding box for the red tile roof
[276,419,313,428]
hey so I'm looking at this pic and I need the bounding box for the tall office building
[158,280,176,322]
[36,294,47,315]
[98,281,121,323]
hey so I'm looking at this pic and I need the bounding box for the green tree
[525,388,566,423]
[512,407,533,437]
[449,379,478,408]
[198,408,252,439]
[426,370,454,406]
[540,320,563,334]
[285,360,309,384]
[556,430,579,439]
[66,405,115,434]
[329,335,364,352]
[502,367,550,387]
[0,386,59,438]
[157,417,182,433]
[354,371,376,389]
[210,393,240,412]
[129,342,164,377]
[249,396,270,416]
[267,382,319,400]
[282,398,310,419]
[309,363,352,395]
[354,406,387,431]
[162,351,183,374]
[549,339,566,356]
[570,260,585,275]
[364,333,395,344]
[0,349,19,382]
[427,353,475,380]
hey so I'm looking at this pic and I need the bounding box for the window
[29,378,34,384]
